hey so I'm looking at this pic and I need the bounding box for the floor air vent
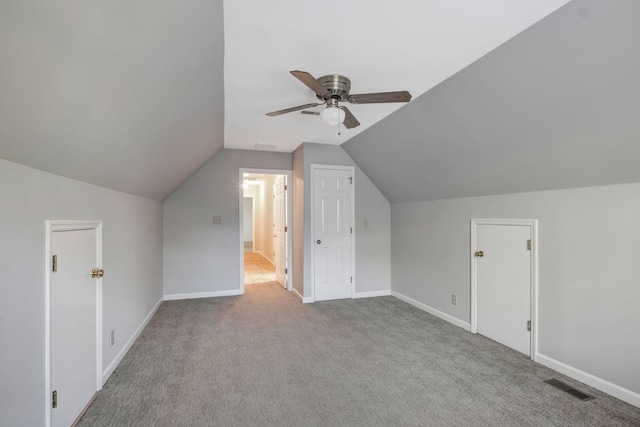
[545,379,594,401]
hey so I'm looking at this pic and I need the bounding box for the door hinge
[348,177,353,184]
[350,227,353,234]
[284,184,288,190]
[52,255,57,272]
[52,390,57,409]
[284,226,288,232]
[285,268,288,274]
[91,268,104,278]
[350,276,353,283]
[527,239,532,251]
[527,320,531,331]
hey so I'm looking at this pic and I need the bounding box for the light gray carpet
[79,283,640,426]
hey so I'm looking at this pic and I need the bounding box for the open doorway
[239,169,292,293]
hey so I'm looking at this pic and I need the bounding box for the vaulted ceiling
[343,0,640,203]
[2,0,637,202]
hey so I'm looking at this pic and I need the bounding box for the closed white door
[51,229,98,427]
[313,167,353,301]
[273,176,286,288]
[476,224,531,355]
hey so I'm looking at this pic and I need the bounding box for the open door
[273,175,286,288]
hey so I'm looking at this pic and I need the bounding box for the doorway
[45,220,103,427]
[239,169,292,293]
[471,219,538,359]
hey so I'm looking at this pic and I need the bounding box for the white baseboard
[536,353,640,408]
[391,291,471,331]
[293,287,313,303]
[255,250,274,267]
[102,297,162,385]
[163,289,243,301]
[353,290,391,299]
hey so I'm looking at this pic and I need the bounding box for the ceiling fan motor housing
[316,75,351,102]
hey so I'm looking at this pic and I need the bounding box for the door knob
[475,251,484,257]
[316,240,321,244]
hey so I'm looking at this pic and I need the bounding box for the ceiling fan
[266,70,412,129]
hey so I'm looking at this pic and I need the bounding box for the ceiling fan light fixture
[319,106,345,127]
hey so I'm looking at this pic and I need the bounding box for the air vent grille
[545,379,594,401]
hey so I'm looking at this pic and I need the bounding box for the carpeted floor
[78,283,640,426]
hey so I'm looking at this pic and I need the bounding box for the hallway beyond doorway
[244,252,275,284]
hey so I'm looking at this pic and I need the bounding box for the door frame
[239,168,293,294]
[471,218,538,360]
[44,220,103,427]
[310,164,356,302]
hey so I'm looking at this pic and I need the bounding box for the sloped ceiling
[0,0,225,200]
[0,0,573,200]
[343,0,640,203]
[6,1,639,205]
[224,0,570,152]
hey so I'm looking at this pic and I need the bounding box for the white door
[51,228,98,427]
[476,224,531,355]
[273,176,286,288]
[313,167,353,301]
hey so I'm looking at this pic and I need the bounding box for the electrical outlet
[110,330,115,347]
[212,216,222,224]
[452,294,457,305]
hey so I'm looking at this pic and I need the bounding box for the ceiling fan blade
[266,102,324,117]
[340,106,360,129]
[347,91,412,104]
[290,70,331,97]
[301,111,320,115]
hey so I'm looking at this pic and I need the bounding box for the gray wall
[163,149,292,296]
[0,159,163,427]
[391,182,640,395]
[294,143,391,299]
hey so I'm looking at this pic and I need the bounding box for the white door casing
[311,165,355,302]
[45,220,102,427]
[273,175,286,288]
[239,169,293,293]
[471,219,538,359]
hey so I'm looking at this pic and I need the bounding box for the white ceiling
[0,0,575,200]
[223,0,571,152]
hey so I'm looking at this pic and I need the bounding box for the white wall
[242,197,253,242]
[293,143,391,299]
[163,149,291,297]
[243,177,276,261]
[391,182,640,400]
[257,175,276,263]
[0,159,163,427]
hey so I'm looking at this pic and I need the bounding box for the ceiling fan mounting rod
[315,74,351,102]
[326,98,339,108]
